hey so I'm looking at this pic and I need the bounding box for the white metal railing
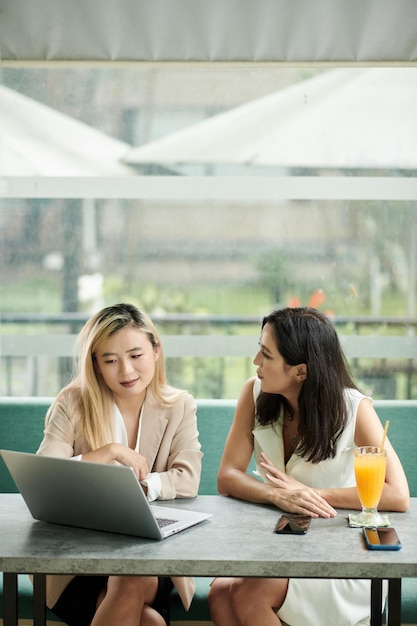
[1,176,417,200]
[2,333,417,359]
[1,313,416,397]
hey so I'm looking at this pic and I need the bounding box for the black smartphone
[274,514,312,535]
[362,527,402,550]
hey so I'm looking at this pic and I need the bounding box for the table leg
[33,573,47,626]
[387,578,402,626]
[3,573,18,626]
[370,579,382,626]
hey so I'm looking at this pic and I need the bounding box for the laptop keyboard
[156,516,179,528]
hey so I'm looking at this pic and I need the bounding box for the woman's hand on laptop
[82,444,150,481]
[113,445,150,481]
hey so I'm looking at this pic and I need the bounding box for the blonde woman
[37,303,202,626]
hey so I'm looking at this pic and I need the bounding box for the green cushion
[374,401,417,497]
[0,397,52,492]
[1,398,416,495]
[401,577,417,623]
[196,400,257,495]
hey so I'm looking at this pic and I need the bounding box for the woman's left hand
[259,452,337,517]
[260,452,306,490]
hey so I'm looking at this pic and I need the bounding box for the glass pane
[1,66,416,399]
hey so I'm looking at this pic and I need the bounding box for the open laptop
[0,449,211,540]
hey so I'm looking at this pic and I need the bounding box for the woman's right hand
[260,453,336,518]
[269,485,337,518]
[82,443,150,481]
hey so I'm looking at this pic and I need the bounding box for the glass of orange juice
[352,446,387,527]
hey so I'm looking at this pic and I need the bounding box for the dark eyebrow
[259,342,273,356]
[101,346,143,357]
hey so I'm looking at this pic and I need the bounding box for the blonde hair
[47,304,183,450]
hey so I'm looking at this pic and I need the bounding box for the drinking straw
[380,420,390,450]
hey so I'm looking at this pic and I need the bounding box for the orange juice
[354,448,386,509]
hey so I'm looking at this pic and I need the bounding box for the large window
[1,66,416,399]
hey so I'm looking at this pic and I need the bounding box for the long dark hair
[256,307,358,463]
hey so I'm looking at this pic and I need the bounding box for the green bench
[1,397,417,624]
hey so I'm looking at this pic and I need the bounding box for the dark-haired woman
[208,307,409,626]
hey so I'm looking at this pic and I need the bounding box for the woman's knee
[231,577,288,612]
[106,575,158,603]
[208,578,233,605]
[141,604,166,626]
[229,578,255,609]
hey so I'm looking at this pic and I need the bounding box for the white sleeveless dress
[253,378,380,626]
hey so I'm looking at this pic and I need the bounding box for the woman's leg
[208,578,241,626]
[92,575,164,626]
[230,577,288,626]
[209,577,289,626]
[141,605,167,626]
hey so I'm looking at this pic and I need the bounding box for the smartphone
[274,514,312,535]
[362,527,402,550]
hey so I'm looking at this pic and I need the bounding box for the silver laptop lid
[0,449,211,539]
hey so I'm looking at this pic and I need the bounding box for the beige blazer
[36,385,203,610]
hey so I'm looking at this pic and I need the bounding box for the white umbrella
[0,85,135,176]
[124,68,417,170]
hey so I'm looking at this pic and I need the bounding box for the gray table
[1,494,416,626]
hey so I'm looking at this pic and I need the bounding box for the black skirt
[51,575,174,626]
